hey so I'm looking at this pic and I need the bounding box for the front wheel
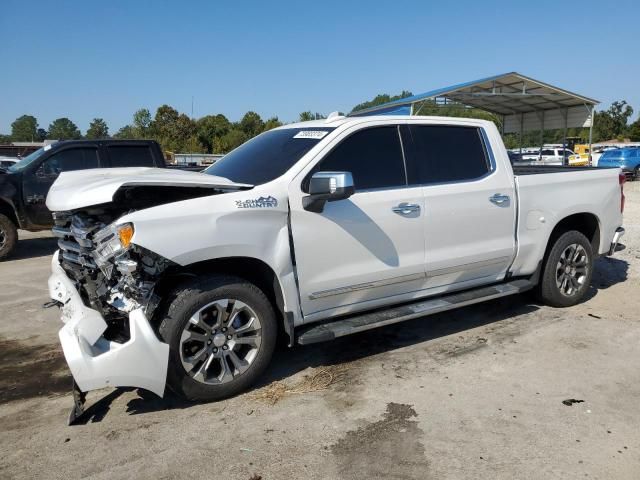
[537,230,594,307]
[0,214,18,260]
[158,275,277,402]
[633,166,640,181]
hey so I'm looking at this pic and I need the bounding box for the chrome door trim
[309,272,426,300]
[427,256,512,278]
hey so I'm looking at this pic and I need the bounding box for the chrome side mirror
[303,171,355,213]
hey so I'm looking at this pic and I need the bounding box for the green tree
[113,125,135,139]
[36,128,47,141]
[0,134,12,144]
[628,118,640,141]
[263,116,283,131]
[151,105,196,152]
[214,129,247,153]
[298,111,325,121]
[593,101,634,141]
[85,118,109,139]
[351,91,413,113]
[11,115,38,141]
[196,114,231,153]
[132,108,152,138]
[47,118,81,140]
[608,100,634,137]
[239,111,264,137]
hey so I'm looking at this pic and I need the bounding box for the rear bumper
[48,251,169,396]
[608,227,625,256]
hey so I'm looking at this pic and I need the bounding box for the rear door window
[309,126,406,191]
[405,125,490,184]
[107,145,156,167]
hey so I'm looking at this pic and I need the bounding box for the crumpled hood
[46,167,252,211]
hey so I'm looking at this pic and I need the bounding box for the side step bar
[296,279,534,345]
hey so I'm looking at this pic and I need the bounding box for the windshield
[7,147,47,173]
[204,127,335,185]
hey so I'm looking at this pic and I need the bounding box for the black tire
[634,166,640,181]
[158,274,277,402]
[0,214,18,260]
[537,230,593,308]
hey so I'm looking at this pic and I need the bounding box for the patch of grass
[250,364,351,405]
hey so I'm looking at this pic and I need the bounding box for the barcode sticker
[293,130,329,139]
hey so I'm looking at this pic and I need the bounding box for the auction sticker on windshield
[293,130,329,139]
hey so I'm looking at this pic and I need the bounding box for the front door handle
[392,203,421,216]
[489,193,510,205]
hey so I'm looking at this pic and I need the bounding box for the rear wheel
[159,275,277,402]
[537,230,593,307]
[0,214,18,260]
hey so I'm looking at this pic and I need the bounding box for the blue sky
[1,0,638,134]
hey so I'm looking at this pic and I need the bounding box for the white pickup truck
[46,115,626,418]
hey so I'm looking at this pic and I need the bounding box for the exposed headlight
[93,222,135,267]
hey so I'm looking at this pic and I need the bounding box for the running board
[296,279,534,345]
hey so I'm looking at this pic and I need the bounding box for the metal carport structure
[351,72,599,159]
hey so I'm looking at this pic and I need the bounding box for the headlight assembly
[92,222,135,267]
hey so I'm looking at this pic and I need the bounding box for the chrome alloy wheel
[0,228,6,251]
[179,299,262,385]
[556,243,589,296]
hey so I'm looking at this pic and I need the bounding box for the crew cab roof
[279,115,495,131]
[46,139,161,149]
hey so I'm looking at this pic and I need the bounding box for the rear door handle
[392,203,421,216]
[489,193,510,205]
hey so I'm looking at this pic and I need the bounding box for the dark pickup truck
[0,139,185,259]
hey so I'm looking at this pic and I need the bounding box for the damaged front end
[53,209,172,325]
[48,208,174,420]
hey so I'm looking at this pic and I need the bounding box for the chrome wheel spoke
[181,329,208,343]
[183,348,208,371]
[234,334,260,348]
[188,311,214,334]
[569,275,580,290]
[225,350,249,374]
[232,316,257,334]
[193,353,216,382]
[218,355,234,383]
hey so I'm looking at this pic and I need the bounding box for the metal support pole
[588,106,594,166]
[562,108,568,166]
[519,113,524,155]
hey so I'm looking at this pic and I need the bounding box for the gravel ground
[1,182,639,480]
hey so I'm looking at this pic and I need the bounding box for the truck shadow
[584,256,629,301]
[120,294,542,419]
[7,235,58,261]
[80,255,630,422]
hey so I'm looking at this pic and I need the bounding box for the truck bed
[512,165,601,175]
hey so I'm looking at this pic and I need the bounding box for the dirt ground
[1,183,639,480]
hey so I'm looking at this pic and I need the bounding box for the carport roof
[350,72,599,117]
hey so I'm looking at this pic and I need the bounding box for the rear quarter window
[107,145,156,167]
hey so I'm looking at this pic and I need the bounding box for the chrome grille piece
[53,213,99,269]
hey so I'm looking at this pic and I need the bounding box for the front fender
[119,185,302,325]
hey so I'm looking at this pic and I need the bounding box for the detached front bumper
[608,227,625,256]
[48,251,169,396]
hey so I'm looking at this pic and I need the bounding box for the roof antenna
[325,111,344,123]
